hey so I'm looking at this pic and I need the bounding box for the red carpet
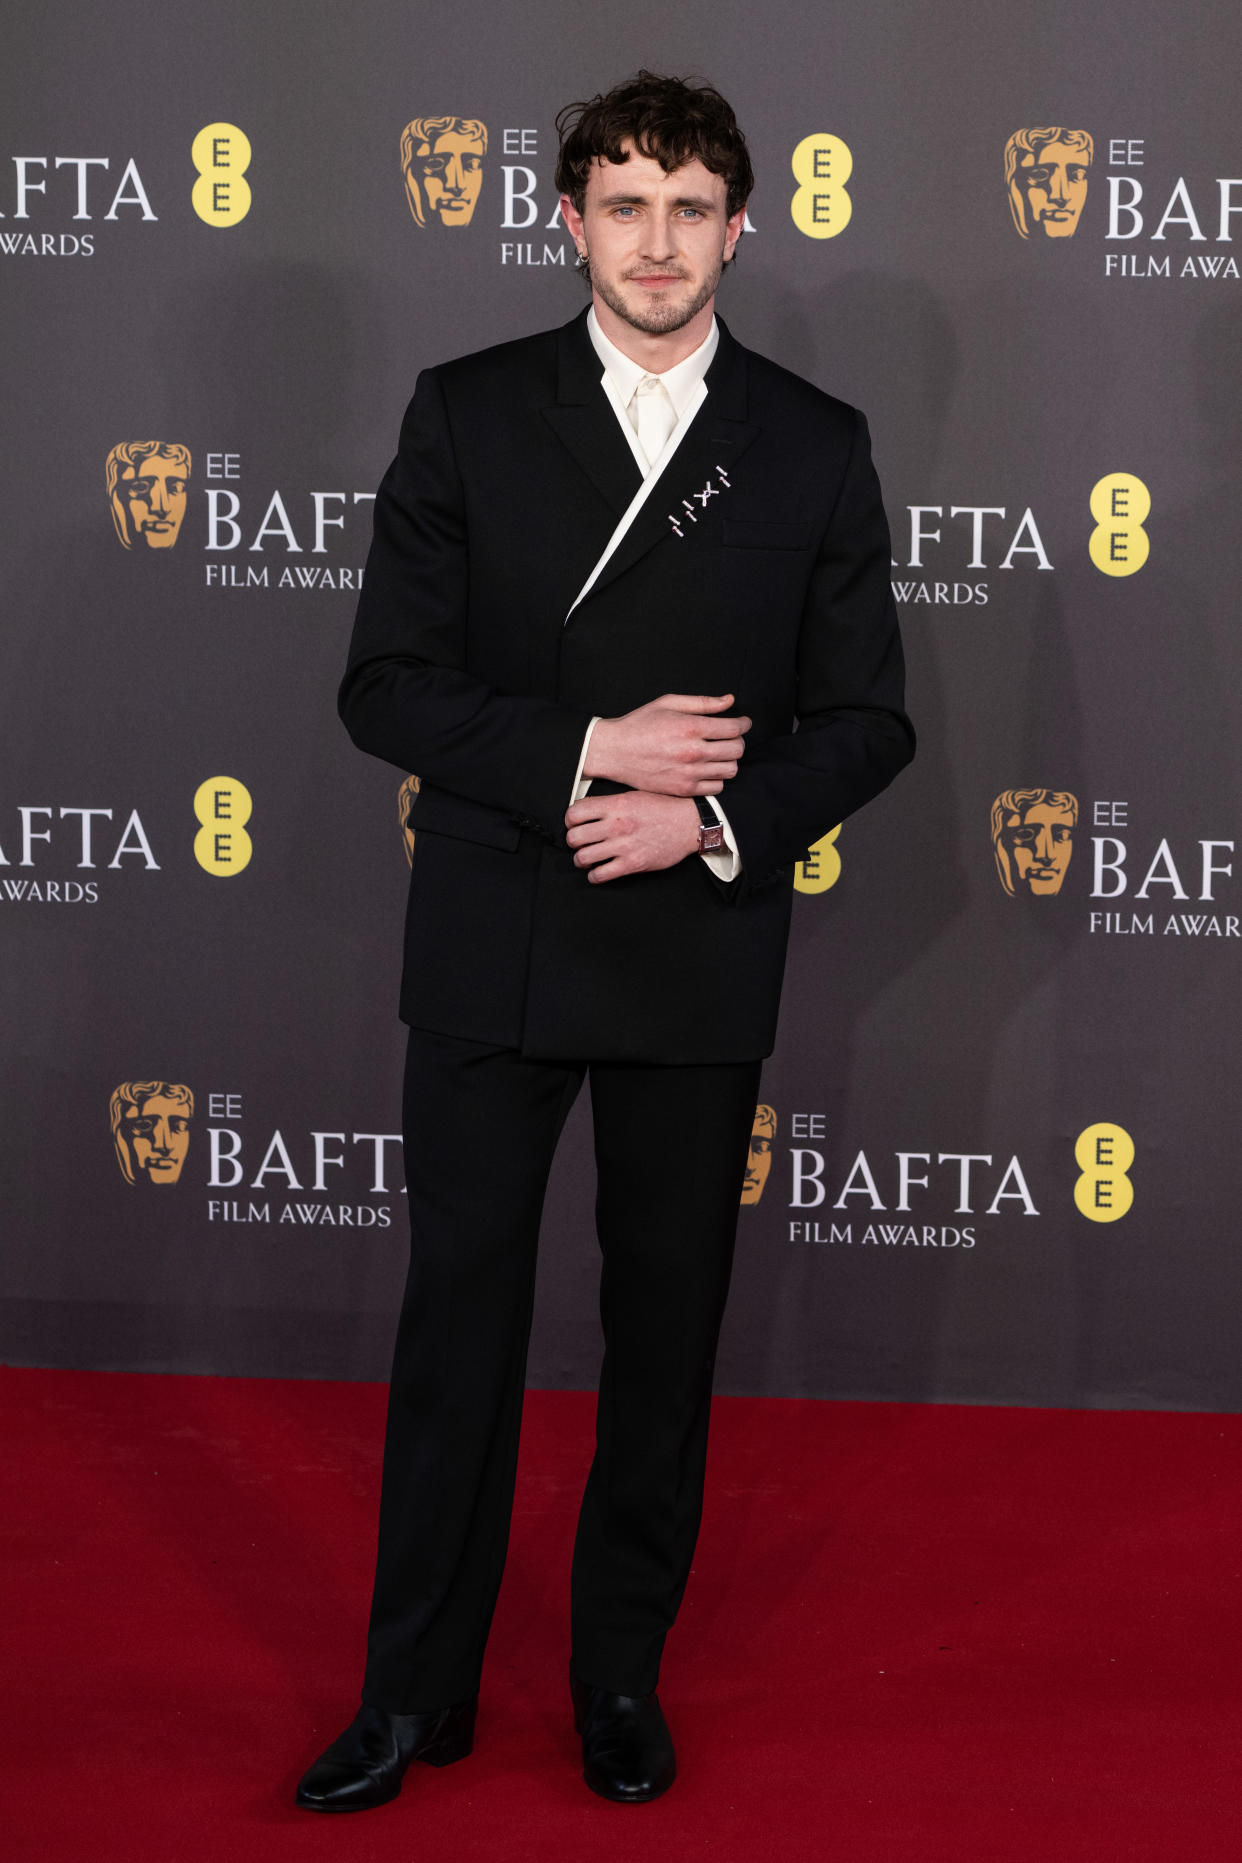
[3,1368,1239,1861]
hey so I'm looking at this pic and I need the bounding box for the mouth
[627,272,687,289]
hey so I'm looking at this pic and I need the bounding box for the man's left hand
[565,792,700,884]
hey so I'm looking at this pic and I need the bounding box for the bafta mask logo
[991,789,1078,898]
[741,1104,777,1206]
[400,116,488,229]
[106,442,192,551]
[1004,128,1093,240]
[110,1080,194,1187]
[398,774,421,865]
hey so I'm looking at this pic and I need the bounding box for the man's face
[118,456,188,549]
[416,129,484,226]
[562,142,746,338]
[740,1117,775,1206]
[1016,141,1089,238]
[1002,803,1075,895]
[123,1094,191,1185]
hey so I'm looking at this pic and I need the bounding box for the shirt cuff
[570,718,602,804]
[701,796,741,881]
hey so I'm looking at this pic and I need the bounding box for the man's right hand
[583,694,751,797]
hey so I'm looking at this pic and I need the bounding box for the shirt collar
[586,306,719,418]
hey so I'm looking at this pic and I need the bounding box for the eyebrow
[596,191,719,211]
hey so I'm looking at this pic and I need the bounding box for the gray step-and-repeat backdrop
[4,3,1239,1409]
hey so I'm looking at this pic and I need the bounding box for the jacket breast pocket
[723,518,815,552]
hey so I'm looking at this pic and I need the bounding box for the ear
[722,204,747,262]
[560,192,587,257]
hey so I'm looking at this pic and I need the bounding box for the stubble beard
[590,255,725,336]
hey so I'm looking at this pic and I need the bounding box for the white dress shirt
[569,310,742,881]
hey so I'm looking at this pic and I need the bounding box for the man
[298,71,913,1814]
[991,788,1077,896]
[1004,128,1093,240]
[400,115,488,228]
[105,442,192,550]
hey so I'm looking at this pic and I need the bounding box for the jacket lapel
[541,311,643,517]
[572,318,761,613]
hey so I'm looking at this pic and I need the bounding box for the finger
[678,766,737,789]
[658,693,734,714]
[573,837,617,867]
[565,801,609,827]
[681,756,739,779]
[587,855,631,884]
[697,717,751,741]
[566,820,611,849]
[693,731,747,755]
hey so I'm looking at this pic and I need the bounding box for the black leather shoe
[570,1676,676,1803]
[295,1699,476,1811]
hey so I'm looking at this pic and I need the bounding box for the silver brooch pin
[668,466,732,539]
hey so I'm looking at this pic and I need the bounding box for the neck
[590,293,716,372]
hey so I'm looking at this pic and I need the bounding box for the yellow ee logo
[194,776,253,875]
[192,123,252,227]
[791,134,853,239]
[794,824,842,894]
[1073,1122,1134,1222]
[1089,472,1150,576]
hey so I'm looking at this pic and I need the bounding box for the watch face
[699,824,726,852]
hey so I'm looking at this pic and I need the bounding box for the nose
[150,1118,172,1155]
[1033,828,1054,863]
[444,155,465,197]
[641,212,678,259]
[1048,169,1068,203]
[148,479,169,514]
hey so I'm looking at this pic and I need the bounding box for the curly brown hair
[555,71,753,218]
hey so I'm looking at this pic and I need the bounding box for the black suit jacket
[340,309,915,1062]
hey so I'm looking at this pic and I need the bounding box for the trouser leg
[363,1029,583,1713]
[570,1058,762,1695]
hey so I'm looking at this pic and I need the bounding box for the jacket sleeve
[717,409,915,888]
[338,367,593,839]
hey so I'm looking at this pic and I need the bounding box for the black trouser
[361,1027,761,1712]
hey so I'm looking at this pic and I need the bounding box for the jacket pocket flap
[411,783,522,852]
[723,518,814,551]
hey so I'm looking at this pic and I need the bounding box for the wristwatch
[694,796,726,854]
